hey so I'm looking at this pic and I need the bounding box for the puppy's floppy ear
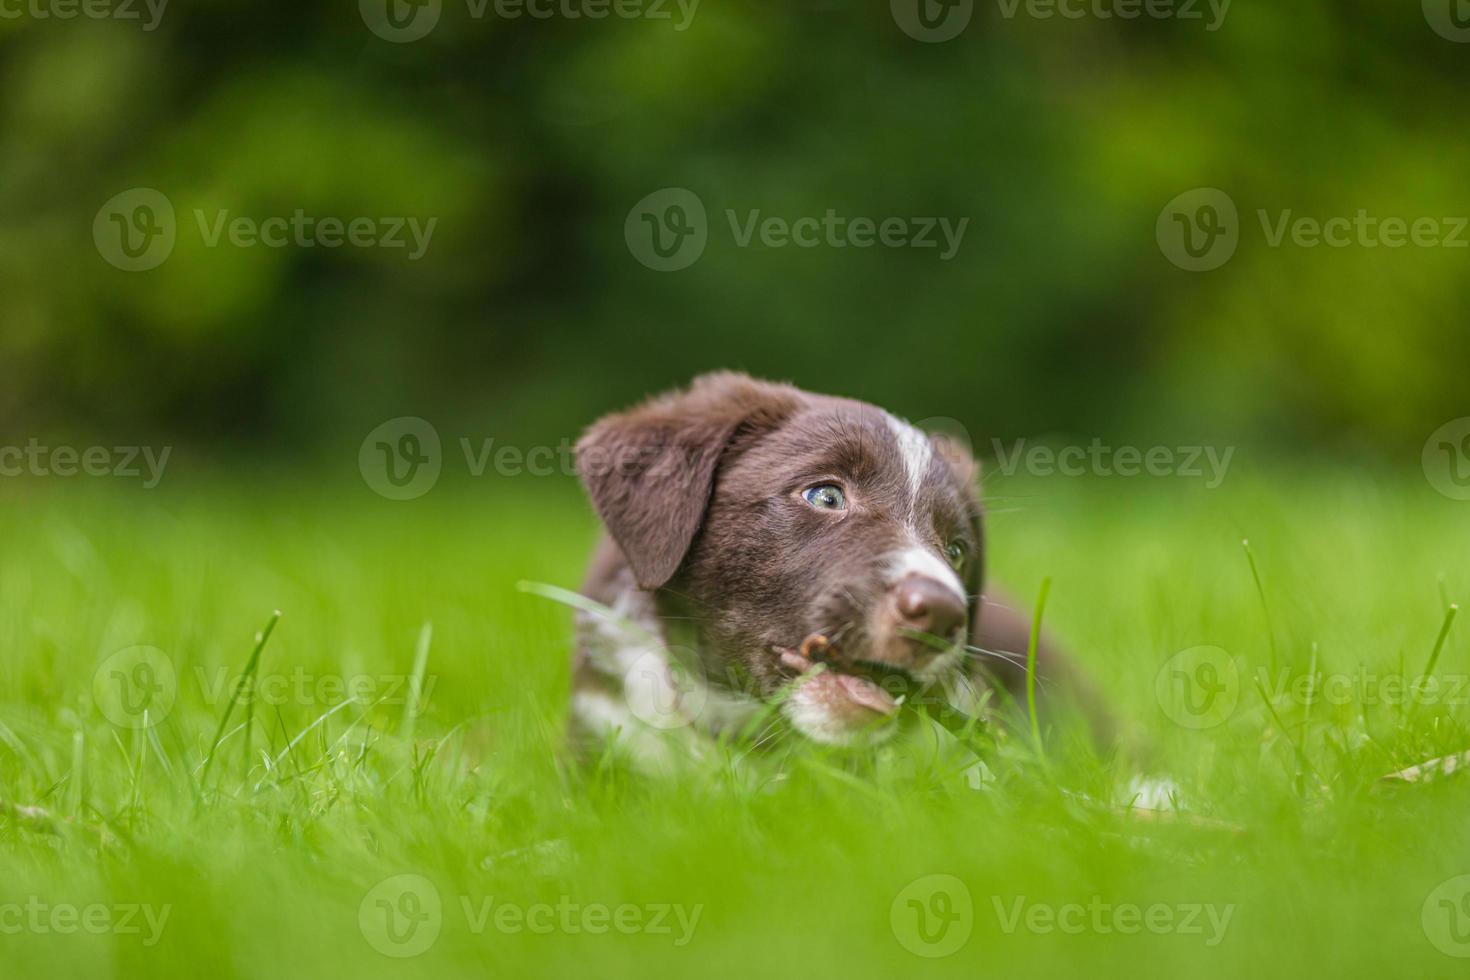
[576,372,802,590]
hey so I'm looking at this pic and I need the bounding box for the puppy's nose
[894,575,966,641]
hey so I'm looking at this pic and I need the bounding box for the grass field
[3,465,1470,978]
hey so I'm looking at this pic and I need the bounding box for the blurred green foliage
[1,2,1466,455]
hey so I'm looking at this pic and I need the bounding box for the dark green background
[2,1,1465,459]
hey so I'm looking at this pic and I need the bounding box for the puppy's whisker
[964,643,1023,663]
[963,644,1028,669]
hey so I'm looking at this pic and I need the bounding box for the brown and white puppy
[568,372,1106,759]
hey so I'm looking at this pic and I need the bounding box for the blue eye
[802,484,847,510]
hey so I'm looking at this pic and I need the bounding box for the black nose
[895,574,966,641]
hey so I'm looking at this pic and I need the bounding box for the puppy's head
[577,372,983,746]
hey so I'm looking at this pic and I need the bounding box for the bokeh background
[1,1,1466,461]
[4,11,1470,978]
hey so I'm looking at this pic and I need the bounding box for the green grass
[3,468,1470,978]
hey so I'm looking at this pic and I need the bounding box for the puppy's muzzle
[862,572,966,674]
[895,573,966,642]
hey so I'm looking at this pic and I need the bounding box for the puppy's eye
[801,484,847,511]
[945,541,967,569]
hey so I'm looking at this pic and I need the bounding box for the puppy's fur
[568,373,1108,761]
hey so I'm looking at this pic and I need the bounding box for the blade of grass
[1026,576,1052,758]
[1242,538,1279,673]
[199,610,281,794]
[402,621,433,742]
[1254,676,1321,794]
[252,699,358,793]
[66,729,84,818]
[1302,642,1319,735]
[1410,603,1459,717]
[517,580,660,646]
[1418,603,1459,682]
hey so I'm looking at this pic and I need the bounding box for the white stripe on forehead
[884,412,934,503]
[880,414,966,602]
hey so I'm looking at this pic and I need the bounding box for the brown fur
[571,372,1112,751]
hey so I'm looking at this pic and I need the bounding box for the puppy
[567,372,1108,762]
